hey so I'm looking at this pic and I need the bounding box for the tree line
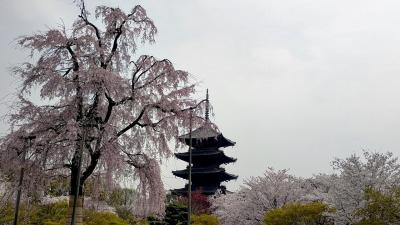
[213,151,400,225]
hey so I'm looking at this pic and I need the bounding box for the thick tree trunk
[66,195,84,225]
[67,149,84,225]
[66,183,84,225]
[67,144,100,225]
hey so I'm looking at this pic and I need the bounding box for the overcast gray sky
[2,0,400,191]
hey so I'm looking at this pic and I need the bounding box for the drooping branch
[134,58,159,83]
[104,23,125,67]
[103,92,115,124]
[116,106,148,137]
[135,72,167,90]
[66,44,79,72]
[62,67,73,77]
[124,151,165,216]
[78,1,105,67]
[115,99,206,137]
[131,56,147,88]
[2,1,200,218]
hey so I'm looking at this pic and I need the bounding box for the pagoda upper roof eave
[179,134,235,148]
[173,173,238,181]
[175,157,237,164]
[178,123,219,139]
[172,169,238,180]
[178,124,236,147]
[175,152,237,164]
[175,149,223,157]
[175,149,236,158]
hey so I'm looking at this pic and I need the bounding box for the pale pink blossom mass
[0,0,206,217]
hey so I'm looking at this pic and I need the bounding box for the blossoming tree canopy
[0,0,205,217]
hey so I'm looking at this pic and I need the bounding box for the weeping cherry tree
[0,0,205,222]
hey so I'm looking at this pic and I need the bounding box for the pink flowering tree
[212,168,312,225]
[211,152,400,225]
[0,0,204,220]
[313,151,400,224]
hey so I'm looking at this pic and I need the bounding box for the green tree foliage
[355,187,400,225]
[0,203,18,225]
[0,201,65,225]
[154,200,219,225]
[263,202,334,225]
[0,200,147,225]
[115,207,149,225]
[163,203,188,225]
[84,210,129,225]
[191,214,220,225]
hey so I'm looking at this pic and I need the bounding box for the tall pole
[188,111,193,225]
[71,129,86,225]
[205,89,209,122]
[13,135,35,225]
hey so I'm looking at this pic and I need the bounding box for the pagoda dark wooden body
[172,123,238,196]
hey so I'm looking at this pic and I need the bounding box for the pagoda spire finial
[205,89,209,122]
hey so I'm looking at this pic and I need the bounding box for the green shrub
[115,207,149,225]
[83,210,129,225]
[163,203,187,225]
[147,215,165,225]
[0,200,147,225]
[191,214,220,225]
[355,187,400,225]
[263,202,334,225]
[37,201,68,225]
[0,201,67,225]
[0,203,14,225]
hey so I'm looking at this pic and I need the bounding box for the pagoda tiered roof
[175,149,236,164]
[178,123,235,148]
[172,89,237,196]
[172,167,238,181]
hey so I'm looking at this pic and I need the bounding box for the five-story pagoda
[172,90,237,196]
